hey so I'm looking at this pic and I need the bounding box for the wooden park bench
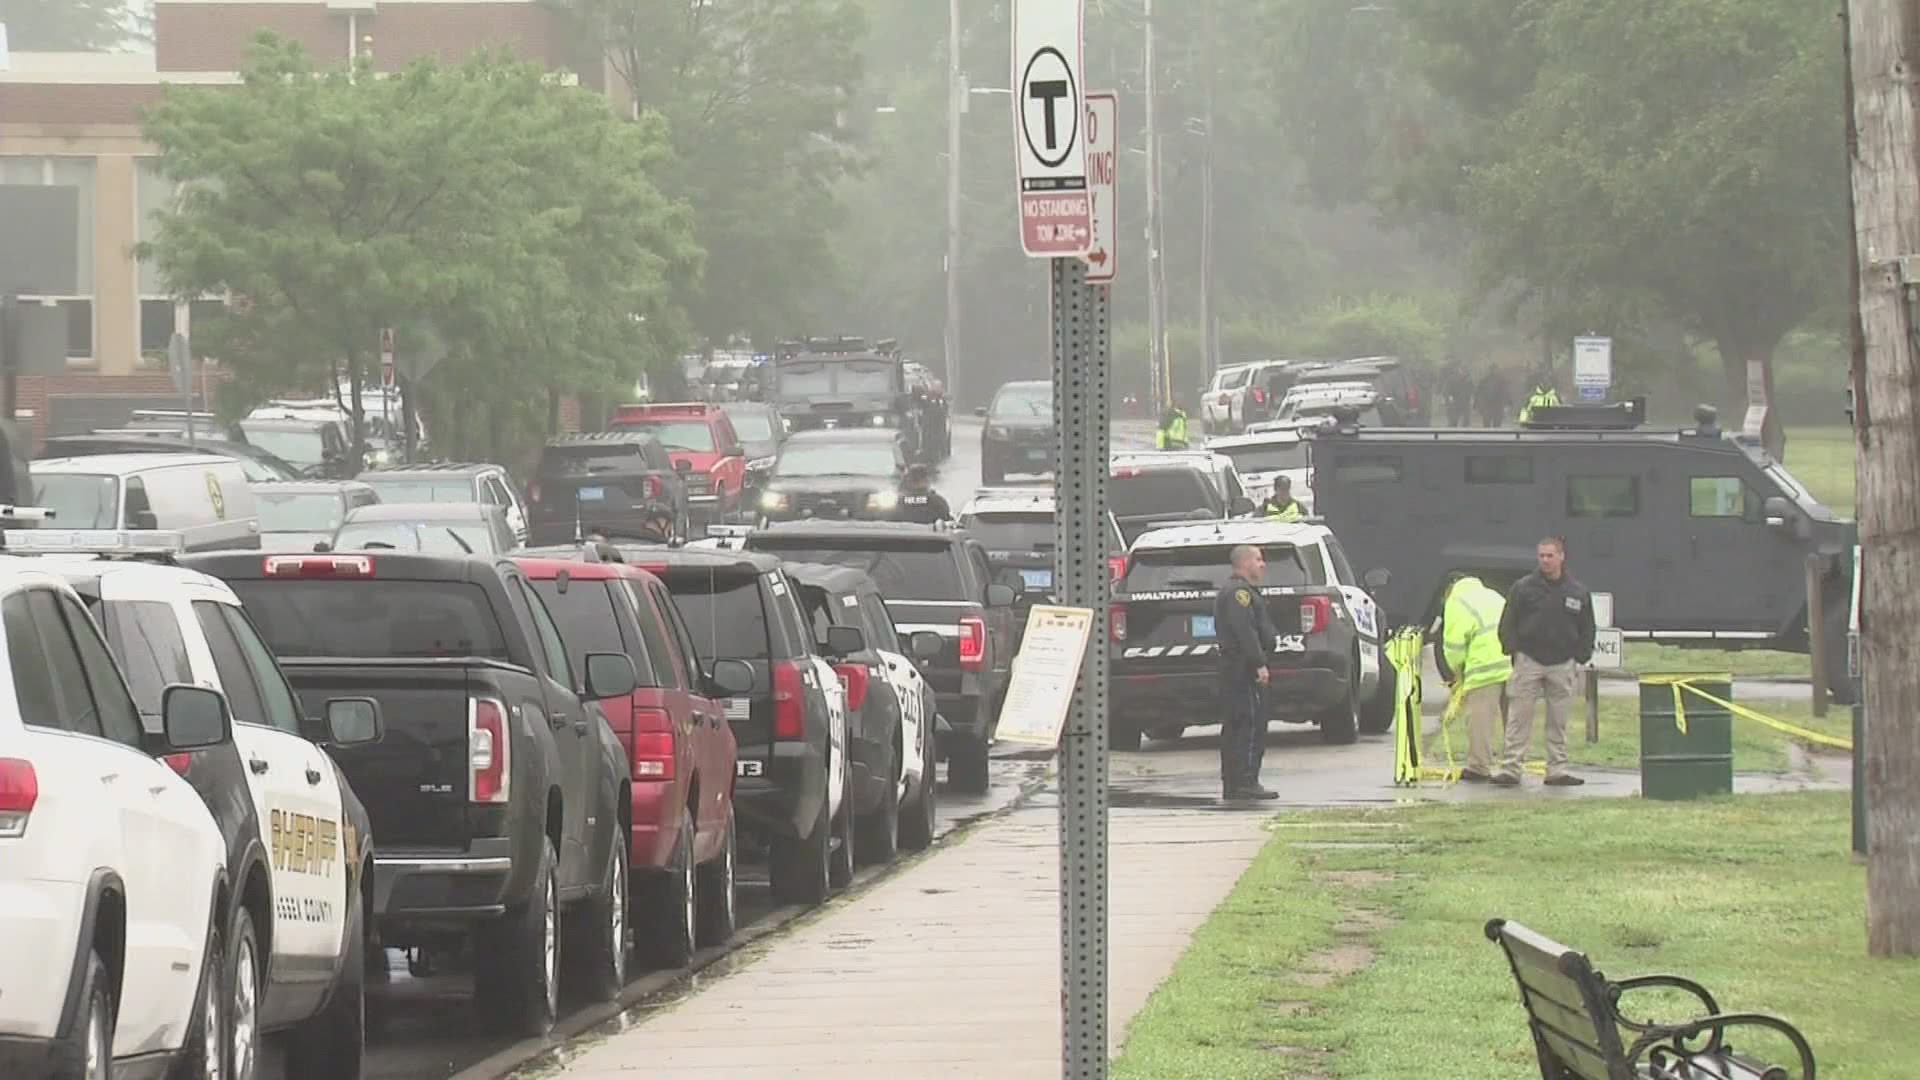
[1486,918,1817,1080]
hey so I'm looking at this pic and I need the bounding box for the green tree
[0,0,134,50]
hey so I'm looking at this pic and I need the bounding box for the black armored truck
[771,336,944,465]
[1307,402,1859,700]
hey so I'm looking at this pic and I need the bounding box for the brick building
[0,0,613,440]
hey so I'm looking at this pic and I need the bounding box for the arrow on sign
[1087,249,1108,267]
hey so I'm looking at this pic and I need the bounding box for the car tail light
[1108,554,1127,583]
[630,707,675,780]
[772,660,806,740]
[265,555,373,578]
[1300,596,1332,635]
[1251,387,1267,406]
[164,753,193,777]
[1109,603,1128,642]
[835,663,870,711]
[958,617,986,671]
[468,698,510,804]
[0,758,37,838]
[644,476,664,500]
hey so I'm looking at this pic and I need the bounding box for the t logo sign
[1021,47,1077,167]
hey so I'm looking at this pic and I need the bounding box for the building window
[141,299,177,357]
[3,156,97,364]
[1690,476,1751,519]
[60,301,94,360]
[1568,475,1639,518]
[1465,455,1533,484]
[1331,455,1403,484]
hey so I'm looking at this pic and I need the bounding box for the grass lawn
[1421,694,1850,774]
[1114,792,1916,1079]
[1785,425,1856,517]
[1623,642,1812,680]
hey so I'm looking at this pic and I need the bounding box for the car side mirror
[986,583,1017,608]
[910,630,944,660]
[824,624,866,657]
[583,652,639,700]
[159,684,230,752]
[722,445,746,459]
[324,698,383,746]
[706,657,755,697]
[1230,496,1256,517]
[973,406,988,418]
[1363,567,1391,590]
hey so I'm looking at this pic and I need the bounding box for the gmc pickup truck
[184,551,641,1038]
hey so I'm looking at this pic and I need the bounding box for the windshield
[1216,443,1308,473]
[613,420,715,453]
[774,441,897,478]
[1111,470,1221,518]
[332,522,497,555]
[239,424,326,466]
[1125,544,1324,592]
[836,360,896,394]
[257,491,346,533]
[360,477,474,503]
[33,473,119,528]
[991,384,1054,419]
[664,575,773,660]
[727,411,776,442]
[747,542,965,601]
[777,361,835,396]
[962,512,1053,553]
[231,580,510,659]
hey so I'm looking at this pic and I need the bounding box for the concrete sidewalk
[550,801,1273,1078]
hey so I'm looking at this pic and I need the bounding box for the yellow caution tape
[1639,673,1853,752]
[1389,629,1544,785]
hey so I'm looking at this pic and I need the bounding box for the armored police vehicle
[1308,403,1858,701]
[771,337,942,464]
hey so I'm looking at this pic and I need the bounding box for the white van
[29,453,261,550]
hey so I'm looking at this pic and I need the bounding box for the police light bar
[2,528,186,555]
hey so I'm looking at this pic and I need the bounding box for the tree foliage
[141,36,699,466]
[0,0,135,51]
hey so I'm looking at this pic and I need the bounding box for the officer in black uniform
[1214,543,1279,801]
[894,464,952,524]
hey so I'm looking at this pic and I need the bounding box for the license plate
[736,760,765,778]
[1191,614,1216,638]
[576,486,606,502]
[1020,568,1053,591]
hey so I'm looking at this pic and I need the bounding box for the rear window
[747,541,966,601]
[961,512,1053,553]
[609,420,715,453]
[1215,443,1307,473]
[660,571,788,660]
[257,491,346,532]
[1110,470,1220,517]
[539,444,650,474]
[1125,544,1325,592]
[229,580,511,660]
[531,580,659,688]
[333,522,498,556]
[360,477,474,503]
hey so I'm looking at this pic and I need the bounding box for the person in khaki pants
[1431,573,1513,782]
[1495,537,1595,786]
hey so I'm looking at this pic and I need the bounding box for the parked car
[255,480,381,551]
[978,380,1055,485]
[0,567,233,1079]
[744,522,1018,795]
[955,486,1128,643]
[329,501,519,556]
[238,412,354,479]
[756,428,907,524]
[1107,460,1230,544]
[32,452,262,550]
[515,551,753,967]
[41,430,303,483]
[608,402,750,525]
[185,550,641,1036]
[627,547,853,904]
[719,401,787,503]
[1201,360,1303,435]
[1110,449,1258,519]
[528,433,688,545]
[356,463,530,545]
[1281,357,1427,424]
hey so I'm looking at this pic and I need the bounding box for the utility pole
[1143,0,1166,414]
[1198,0,1218,385]
[945,0,965,409]
[1844,0,1920,957]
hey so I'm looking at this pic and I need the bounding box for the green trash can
[1639,675,1734,801]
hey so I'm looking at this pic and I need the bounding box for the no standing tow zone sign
[1013,0,1091,257]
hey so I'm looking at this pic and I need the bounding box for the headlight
[867,490,899,512]
[748,456,775,472]
[871,414,890,427]
[760,490,789,511]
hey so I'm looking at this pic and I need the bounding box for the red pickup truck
[609,402,747,524]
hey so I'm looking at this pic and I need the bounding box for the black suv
[978,380,1055,485]
[745,522,1018,794]
[186,550,640,1037]
[956,487,1127,646]
[528,432,690,544]
[633,548,856,903]
[1110,461,1229,544]
[757,428,906,525]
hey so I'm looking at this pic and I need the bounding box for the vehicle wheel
[566,832,629,1000]
[474,837,559,1038]
[1146,723,1186,745]
[946,731,991,794]
[829,754,856,888]
[769,797,831,906]
[1359,656,1397,735]
[642,813,696,969]
[56,950,113,1080]
[1319,665,1361,745]
[1111,716,1143,752]
[168,909,224,1080]
[223,908,260,1080]
[695,808,737,948]
[856,748,901,866]
[285,896,365,1080]
[899,741,938,852]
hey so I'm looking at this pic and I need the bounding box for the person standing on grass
[1496,537,1594,786]
[1431,572,1512,782]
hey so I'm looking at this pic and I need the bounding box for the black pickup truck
[184,551,641,1037]
[745,522,1017,795]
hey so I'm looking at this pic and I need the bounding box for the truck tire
[475,838,559,1038]
[223,908,259,1080]
[1359,658,1397,735]
[899,762,937,852]
[829,752,856,889]
[642,814,696,969]
[695,808,737,948]
[285,897,365,1080]
[947,731,991,794]
[566,833,628,1000]
[855,748,900,866]
[1319,667,1361,745]
[770,798,831,906]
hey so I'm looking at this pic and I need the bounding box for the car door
[511,574,591,885]
[1320,538,1381,696]
[487,474,530,543]
[861,592,924,798]
[649,581,733,841]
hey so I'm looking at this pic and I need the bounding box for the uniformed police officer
[1261,476,1304,522]
[1155,399,1190,449]
[1215,544,1279,801]
[895,464,952,524]
[1518,375,1560,423]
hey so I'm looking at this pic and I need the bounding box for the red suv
[609,402,748,524]
[517,554,752,968]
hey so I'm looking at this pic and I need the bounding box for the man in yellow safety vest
[1155,401,1190,449]
[1518,382,1559,423]
[1431,572,1512,782]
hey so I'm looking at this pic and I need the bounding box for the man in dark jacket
[894,464,952,524]
[1215,544,1279,801]
[1495,536,1595,786]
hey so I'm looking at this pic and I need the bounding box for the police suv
[1108,520,1394,750]
[12,530,379,1078]
[956,486,1127,641]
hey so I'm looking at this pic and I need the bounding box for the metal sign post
[167,333,196,447]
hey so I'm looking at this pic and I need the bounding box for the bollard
[1639,675,1734,801]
